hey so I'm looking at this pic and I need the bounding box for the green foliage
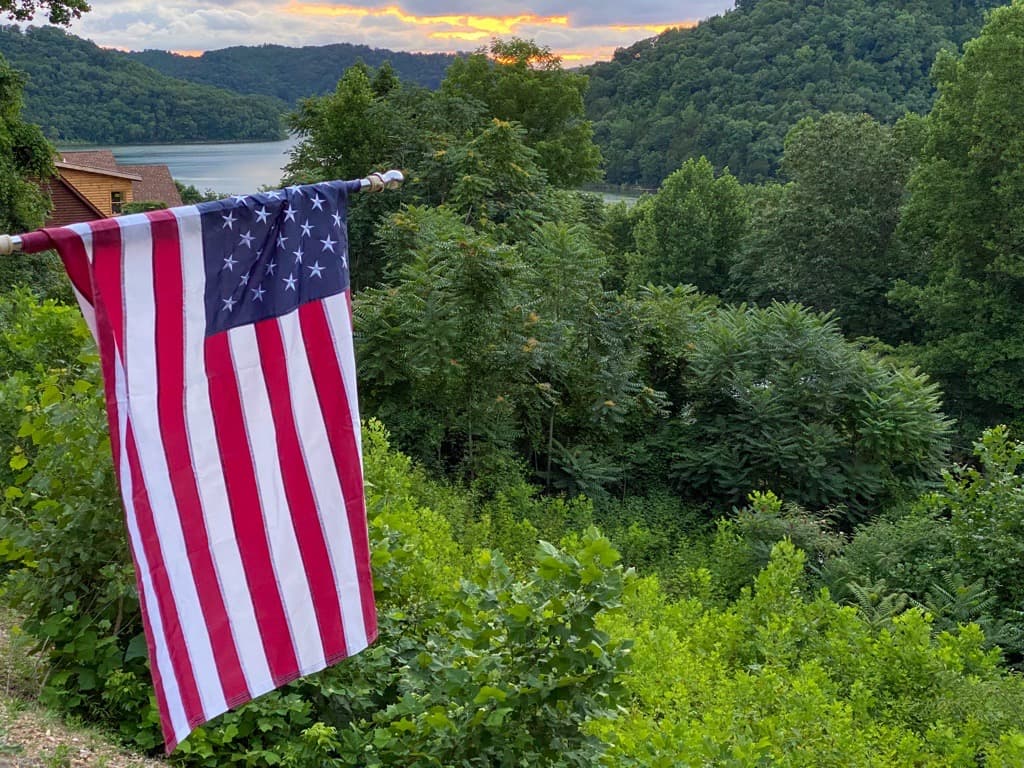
[124,45,454,103]
[821,427,1024,658]
[443,39,601,187]
[586,0,1000,184]
[0,289,91,488]
[174,181,220,205]
[921,426,1024,656]
[594,541,1024,767]
[120,201,166,214]
[0,50,52,243]
[356,204,660,493]
[893,0,1024,436]
[632,157,748,295]
[447,119,549,240]
[0,26,285,143]
[0,0,86,24]
[734,113,914,339]
[354,206,529,478]
[663,301,951,514]
[286,63,408,185]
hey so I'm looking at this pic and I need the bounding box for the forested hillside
[585,0,1004,184]
[125,44,457,102]
[0,25,286,143]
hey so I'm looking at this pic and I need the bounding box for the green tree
[633,157,747,295]
[1,0,88,24]
[442,38,602,187]
[0,53,51,234]
[893,0,1024,434]
[735,113,913,339]
[0,51,59,296]
[658,301,950,515]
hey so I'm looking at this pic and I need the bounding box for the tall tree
[442,38,602,187]
[633,157,748,295]
[894,0,1024,434]
[0,55,50,235]
[735,113,913,339]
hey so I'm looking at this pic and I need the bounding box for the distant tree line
[0,25,286,143]
[584,0,1005,184]
[125,43,457,102]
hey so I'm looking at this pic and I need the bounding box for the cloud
[69,0,731,63]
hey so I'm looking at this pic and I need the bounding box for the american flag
[38,179,377,751]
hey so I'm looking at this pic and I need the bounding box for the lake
[60,138,300,196]
[61,140,647,204]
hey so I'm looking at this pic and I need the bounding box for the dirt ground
[0,697,165,767]
[0,611,165,768]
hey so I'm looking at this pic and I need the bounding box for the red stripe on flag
[88,222,207,731]
[204,332,301,686]
[148,211,250,708]
[299,299,377,638]
[89,222,127,364]
[254,319,349,662]
[44,227,93,305]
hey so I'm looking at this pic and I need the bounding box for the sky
[65,0,734,65]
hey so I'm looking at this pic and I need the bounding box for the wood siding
[41,178,105,226]
[59,168,135,216]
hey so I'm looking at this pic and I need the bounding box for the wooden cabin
[42,150,184,226]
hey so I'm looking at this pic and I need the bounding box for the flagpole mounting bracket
[0,235,21,256]
[360,170,404,192]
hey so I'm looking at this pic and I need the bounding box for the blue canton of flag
[201,179,361,336]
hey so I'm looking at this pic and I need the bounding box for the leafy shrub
[593,541,1024,767]
[667,302,951,516]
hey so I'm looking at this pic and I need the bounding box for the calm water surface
[62,138,299,196]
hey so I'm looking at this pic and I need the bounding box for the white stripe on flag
[173,207,275,697]
[277,309,368,651]
[118,217,228,717]
[226,323,326,674]
[114,349,190,743]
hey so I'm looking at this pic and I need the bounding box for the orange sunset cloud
[280,2,693,61]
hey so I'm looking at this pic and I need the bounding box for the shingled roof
[120,164,183,208]
[47,150,184,218]
[59,150,120,171]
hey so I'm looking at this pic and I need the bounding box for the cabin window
[111,190,124,214]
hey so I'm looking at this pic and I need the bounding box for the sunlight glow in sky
[67,0,732,64]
